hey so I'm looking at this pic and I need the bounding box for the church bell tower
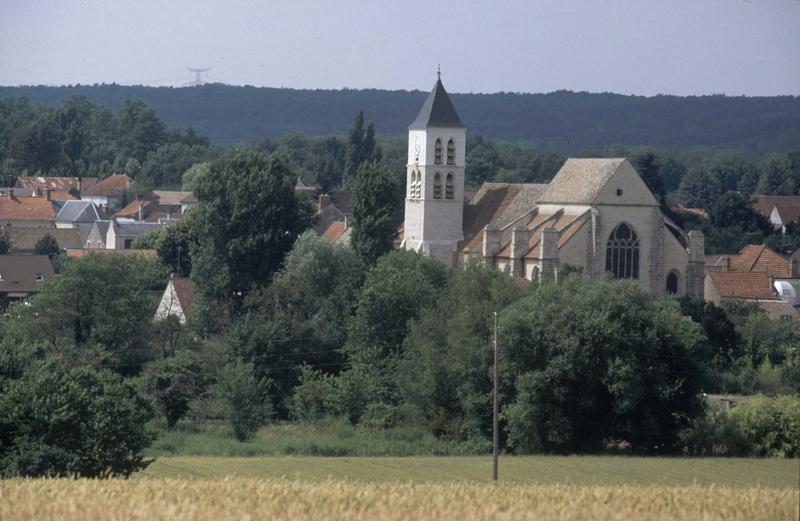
[401,73,465,267]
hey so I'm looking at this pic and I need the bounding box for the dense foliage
[2,84,799,154]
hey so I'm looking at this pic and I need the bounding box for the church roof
[538,158,627,204]
[409,78,464,129]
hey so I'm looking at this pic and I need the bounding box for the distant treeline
[1,84,799,154]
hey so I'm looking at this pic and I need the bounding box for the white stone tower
[401,74,466,267]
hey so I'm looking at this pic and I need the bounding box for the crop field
[2,478,798,521]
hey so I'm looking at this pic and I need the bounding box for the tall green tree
[350,161,402,265]
[344,110,378,186]
[116,98,169,163]
[190,150,313,304]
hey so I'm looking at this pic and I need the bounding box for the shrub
[289,365,336,422]
[0,361,154,477]
[679,407,754,456]
[218,360,272,441]
[139,350,208,428]
[731,395,800,457]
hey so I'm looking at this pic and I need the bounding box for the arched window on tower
[433,172,442,199]
[605,223,640,279]
[434,138,443,165]
[445,173,454,199]
[414,171,421,199]
[666,271,680,294]
[447,139,455,165]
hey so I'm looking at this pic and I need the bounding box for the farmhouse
[401,77,704,298]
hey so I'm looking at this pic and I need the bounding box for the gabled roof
[0,255,54,294]
[538,158,628,205]
[0,194,56,221]
[461,183,549,253]
[180,193,198,204]
[16,176,98,192]
[113,199,160,220]
[758,300,798,321]
[55,200,105,223]
[82,174,133,197]
[321,221,348,243]
[409,78,464,129]
[707,271,777,300]
[7,228,83,252]
[752,195,800,223]
[113,221,167,237]
[730,244,791,278]
[171,278,196,319]
[153,191,194,207]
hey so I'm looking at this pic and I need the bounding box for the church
[400,77,705,299]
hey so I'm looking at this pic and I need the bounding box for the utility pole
[186,68,210,87]
[492,311,499,481]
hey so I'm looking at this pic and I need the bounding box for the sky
[1,0,798,96]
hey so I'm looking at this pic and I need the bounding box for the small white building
[154,277,195,324]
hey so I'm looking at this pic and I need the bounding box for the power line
[185,68,210,87]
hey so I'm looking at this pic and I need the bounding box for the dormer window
[35,273,44,281]
[434,138,443,165]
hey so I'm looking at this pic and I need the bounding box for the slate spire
[409,75,464,129]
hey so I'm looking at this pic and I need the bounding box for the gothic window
[413,171,421,199]
[605,223,640,279]
[434,138,443,165]
[666,272,679,294]
[445,173,454,199]
[433,172,442,199]
[447,139,455,165]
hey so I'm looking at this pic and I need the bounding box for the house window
[434,138,443,165]
[433,173,442,199]
[616,189,623,196]
[666,272,679,294]
[605,223,640,279]
[445,173,454,199]
[124,239,134,249]
[447,139,455,165]
[35,273,44,281]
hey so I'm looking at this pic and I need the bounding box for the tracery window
[434,138,443,165]
[410,171,421,199]
[446,139,455,165]
[433,172,442,199]
[445,173,454,199]
[605,223,640,279]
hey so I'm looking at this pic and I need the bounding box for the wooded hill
[1,84,798,155]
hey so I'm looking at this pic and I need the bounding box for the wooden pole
[492,311,499,481]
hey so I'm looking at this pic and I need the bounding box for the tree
[678,167,722,210]
[755,155,792,195]
[218,360,272,441]
[710,192,772,235]
[0,233,9,254]
[631,151,665,203]
[116,98,169,162]
[350,161,402,264]
[500,277,709,454]
[18,253,168,375]
[181,161,211,191]
[139,350,207,429]
[158,218,193,277]
[33,234,60,259]
[231,231,364,416]
[0,360,153,477]
[190,150,314,304]
[344,110,379,186]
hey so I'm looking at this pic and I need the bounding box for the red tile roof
[708,271,777,300]
[758,300,798,321]
[16,176,98,192]
[113,199,161,220]
[322,221,347,243]
[0,194,56,221]
[730,244,791,278]
[752,195,800,223]
[171,278,195,319]
[82,174,133,197]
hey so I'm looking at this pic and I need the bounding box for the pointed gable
[538,158,658,206]
[409,78,464,129]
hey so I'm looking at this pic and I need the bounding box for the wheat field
[1,478,797,521]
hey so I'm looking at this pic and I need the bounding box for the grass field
[139,455,799,489]
[3,478,797,521]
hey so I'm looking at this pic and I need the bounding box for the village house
[0,189,57,228]
[15,175,98,195]
[752,195,800,233]
[54,200,107,242]
[6,228,83,254]
[401,77,704,298]
[152,190,196,215]
[80,174,134,211]
[154,276,196,324]
[0,255,54,304]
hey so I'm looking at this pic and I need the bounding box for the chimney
[792,257,800,278]
[723,257,731,272]
[9,188,15,201]
[482,225,501,258]
[319,193,331,211]
[138,202,143,222]
[77,177,82,193]
[45,188,52,202]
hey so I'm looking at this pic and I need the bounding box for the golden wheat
[1,478,797,521]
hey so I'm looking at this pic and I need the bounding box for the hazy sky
[1,0,798,96]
